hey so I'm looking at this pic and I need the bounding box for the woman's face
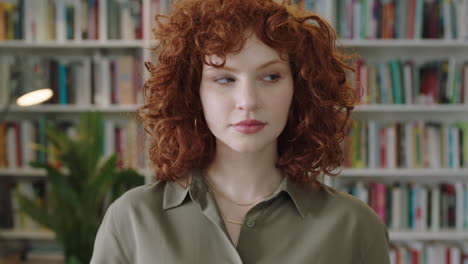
[199,32,294,153]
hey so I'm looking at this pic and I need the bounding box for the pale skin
[199,30,294,247]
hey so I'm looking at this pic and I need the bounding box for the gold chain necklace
[219,210,244,225]
[204,177,282,225]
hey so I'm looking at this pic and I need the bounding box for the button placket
[246,219,255,228]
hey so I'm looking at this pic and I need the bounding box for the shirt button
[246,220,255,228]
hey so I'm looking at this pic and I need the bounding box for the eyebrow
[204,59,287,73]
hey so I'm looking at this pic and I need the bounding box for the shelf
[0,40,148,49]
[0,168,152,179]
[354,104,468,113]
[0,229,56,240]
[338,168,468,180]
[352,104,468,121]
[4,104,468,115]
[389,230,468,241]
[0,168,46,178]
[338,39,468,48]
[1,228,466,241]
[3,104,139,113]
[3,39,467,49]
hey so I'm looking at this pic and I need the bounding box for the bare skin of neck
[212,194,254,247]
[206,169,284,248]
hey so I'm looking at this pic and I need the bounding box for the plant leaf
[77,112,104,173]
[67,255,83,264]
[87,154,118,204]
[45,121,73,153]
[14,191,55,231]
[29,160,83,220]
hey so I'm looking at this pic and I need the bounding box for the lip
[233,124,265,134]
[232,119,266,134]
[232,119,266,126]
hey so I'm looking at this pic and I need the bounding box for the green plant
[15,111,145,264]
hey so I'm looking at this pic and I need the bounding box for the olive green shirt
[90,168,390,264]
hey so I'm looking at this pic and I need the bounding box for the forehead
[203,34,288,70]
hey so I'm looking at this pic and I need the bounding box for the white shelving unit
[0,40,147,49]
[389,231,468,242]
[5,104,140,113]
[0,229,55,240]
[0,168,152,179]
[352,104,468,121]
[0,0,157,248]
[0,168,46,178]
[1,0,468,247]
[337,169,468,186]
[326,0,468,250]
[339,39,468,48]
[341,168,468,178]
[4,227,468,243]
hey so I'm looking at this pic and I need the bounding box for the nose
[235,79,260,111]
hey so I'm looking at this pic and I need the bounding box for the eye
[214,77,236,84]
[263,73,281,82]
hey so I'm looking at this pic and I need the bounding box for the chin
[213,130,281,153]
[224,139,275,154]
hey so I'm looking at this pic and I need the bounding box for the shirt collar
[162,168,324,218]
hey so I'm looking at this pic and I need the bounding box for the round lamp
[16,88,53,107]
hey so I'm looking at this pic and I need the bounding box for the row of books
[341,181,468,231]
[1,239,468,264]
[389,241,467,264]
[343,120,468,169]
[354,58,468,105]
[0,0,145,42]
[108,0,143,40]
[290,0,327,13]
[149,0,172,30]
[3,178,468,240]
[0,179,46,230]
[0,52,144,106]
[0,118,150,170]
[336,0,468,40]
[0,236,64,264]
[149,0,327,33]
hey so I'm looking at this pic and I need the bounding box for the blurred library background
[0,0,468,263]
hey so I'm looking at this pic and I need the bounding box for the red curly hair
[138,0,358,187]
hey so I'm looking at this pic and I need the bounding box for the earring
[194,115,198,133]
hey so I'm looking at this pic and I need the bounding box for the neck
[204,140,284,203]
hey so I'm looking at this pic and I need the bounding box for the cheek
[200,90,229,121]
[271,84,293,114]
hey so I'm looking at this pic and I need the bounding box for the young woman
[91,0,390,263]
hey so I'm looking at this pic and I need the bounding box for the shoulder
[91,181,169,262]
[317,184,389,245]
[106,181,168,220]
[319,186,391,263]
[321,184,384,223]
[111,180,167,208]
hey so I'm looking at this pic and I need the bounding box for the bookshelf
[5,104,139,113]
[5,228,468,242]
[0,229,55,240]
[0,0,162,262]
[0,0,468,262]
[0,40,148,49]
[329,0,468,261]
[340,39,468,48]
[389,231,468,242]
[341,168,468,180]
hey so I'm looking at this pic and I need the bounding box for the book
[336,0,467,39]
[345,180,468,233]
